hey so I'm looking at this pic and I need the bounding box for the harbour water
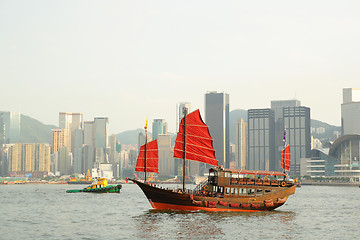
[1,184,359,239]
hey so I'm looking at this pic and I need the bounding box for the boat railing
[193,179,208,192]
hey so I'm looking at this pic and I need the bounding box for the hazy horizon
[1,1,360,133]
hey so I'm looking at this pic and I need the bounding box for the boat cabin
[202,167,293,198]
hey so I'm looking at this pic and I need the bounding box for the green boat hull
[66,184,122,193]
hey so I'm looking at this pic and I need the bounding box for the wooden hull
[131,179,295,212]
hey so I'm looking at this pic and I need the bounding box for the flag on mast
[144,118,148,130]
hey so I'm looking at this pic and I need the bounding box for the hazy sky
[1,1,360,133]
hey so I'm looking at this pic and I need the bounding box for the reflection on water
[133,209,297,239]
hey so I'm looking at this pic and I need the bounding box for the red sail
[174,109,218,166]
[135,140,159,173]
[281,145,291,171]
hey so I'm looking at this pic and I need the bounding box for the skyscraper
[271,100,301,171]
[176,102,191,132]
[51,129,64,153]
[235,119,247,170]
[283,106,311,175]
[205,91,230,168]
[152,119,168,140]
[0,112,20,145]
[94,117,109,149]
[341,88,360,135]
[247,109,275,171]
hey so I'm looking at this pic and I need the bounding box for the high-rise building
[205,91,230,168]
[7,143,51,173]
[51,129,64,153]
[235,119,247,170]
[152,119,168,140]
[94,117,109,149]
[0,112,20,145]
[247,109,275,171]
[341,88,360,135]
[271,100,301,171]
[283,106,311,175]
[83,121,95,146]
[157,134,173,176]
[59,112,83,152]
[176,102,191,132]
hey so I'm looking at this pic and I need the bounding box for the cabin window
[256,189,263,195]
[231,188,236,195]
[225,172,231,178]
[239,188,246,195]
[248,189,255,195]
[213,186,218,192]
[234,188,238,195]
[265,189,271,194]
[218,186,224,193]
[225,187,230,195]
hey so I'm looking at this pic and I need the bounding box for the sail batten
[174,109,218,166]
[136,140,159,173]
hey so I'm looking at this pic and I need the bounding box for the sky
[1,1,360,134]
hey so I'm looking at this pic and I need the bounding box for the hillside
[20,115,57,144]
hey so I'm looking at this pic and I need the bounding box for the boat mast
[182,107,187,191]
[144,119,148,182]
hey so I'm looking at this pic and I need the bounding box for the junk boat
[131,109,295,212]
[66,178,122,193]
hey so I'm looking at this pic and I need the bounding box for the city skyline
[2,1,360,133]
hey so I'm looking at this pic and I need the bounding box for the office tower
[94,117,109,149]
[0,112,20,145]
[109,135,118,164]
[341,88,360,135]
[157,134,173,176]
[72,129,84,173]
[59,112,83,151]
[176,102,191,132]
[84,121,95,146]
[152,119,168,140]
[235,119,247,170]
[271,100,301,171]
[205,91,230,168]
[93,117,109,164]
[58,147,72,175]
[283,106,311,175]
[247,109,275,171]
[51,129,64,153]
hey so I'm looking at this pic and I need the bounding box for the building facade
[0,111,21,145]
[283,106,311,176]
[152,119,168,140]
[341,88,360,135]
[235,119,247,170]
[205,91,230,168]
[247,109,275,171]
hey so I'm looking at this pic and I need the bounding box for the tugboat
[131,109,295,212]
[66,178,122,193]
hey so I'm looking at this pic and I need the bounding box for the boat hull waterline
[131,179,295,212]
[66,184,122,193]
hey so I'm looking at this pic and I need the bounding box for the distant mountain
[310,119,341,142]
[20,115,57,144]
[115,128,146,145]
[115,128,176,146]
